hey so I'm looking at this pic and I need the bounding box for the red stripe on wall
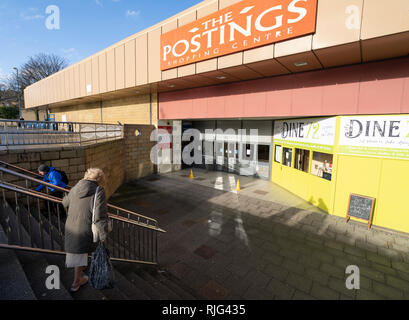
[159,56,409,120]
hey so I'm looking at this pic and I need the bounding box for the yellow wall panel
[178,10,196,27]
[375,160,409,233]
[197,0,218,19]
[162,20,178,34]
[98,53,107,93]
[136,34,148,86]
[85,59,92,95]
[313,0,363,50]
[361,0,409,40]
[106,48,116,92]
[79,62,86,97]
[92,56,100,95]
[115,44,125,90]
[333,155,382,219]
[73,65,80,98]
[219,0,241,10]
[243,44,274,64]
[148,28,162,83]
[125,39,136,88]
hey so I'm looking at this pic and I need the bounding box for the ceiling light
[216,76,226,80]
[167,84,175,88]
[294,61,308,67]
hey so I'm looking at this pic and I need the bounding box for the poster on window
[338,115,409,160]
[273,117,336,153]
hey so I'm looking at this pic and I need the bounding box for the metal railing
[0,165,166,265]
[0,165,161,229]
[0,119,123,149]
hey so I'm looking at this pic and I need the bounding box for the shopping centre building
[24,0,409,233]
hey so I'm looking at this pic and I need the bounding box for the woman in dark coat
[62,168,109,292]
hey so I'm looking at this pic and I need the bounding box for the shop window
[311,152,333,181]
[274,145,282,163]
[282,147,292,167]
[295,149,310,173]
[242,144,254,160]
[257,145,270,162]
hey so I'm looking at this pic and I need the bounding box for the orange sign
[161,0,318,71]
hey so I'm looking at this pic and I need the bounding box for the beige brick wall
[51,93,158,127]
[0,124,156,200]
[123,124,156,182]
[51,102,101,123]
[84,140,125,198]
[21,109,48,121]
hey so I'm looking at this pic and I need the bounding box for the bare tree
[8,53,68,91]
[6,53,68,108]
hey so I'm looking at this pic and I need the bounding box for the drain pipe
[149,93,152,125]
[100,100,103,123]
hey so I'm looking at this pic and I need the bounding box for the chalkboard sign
[346,193,375,229]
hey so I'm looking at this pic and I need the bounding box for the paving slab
[110,168,409,300]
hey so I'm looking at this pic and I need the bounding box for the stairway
[0,199,200,300]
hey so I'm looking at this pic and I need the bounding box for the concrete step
[0,197,175,301]
[114,263,167,300]
[44,254,108,300]
[0,200,32,247]
[14,251,72,300]
[44,254,133,301]
[134,267,182,300]
[0,222,36,300]
[111,267,151,300]
[18,204,65,251]
[146,267,198,300]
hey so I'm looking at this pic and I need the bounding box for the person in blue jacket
[36,164,68,219]
[36,164,67,196]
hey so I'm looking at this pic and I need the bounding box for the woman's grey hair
[84,168,105,184]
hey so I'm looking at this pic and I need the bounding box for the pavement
[109,168,409,300]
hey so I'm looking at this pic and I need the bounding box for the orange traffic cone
[235,179,241,192]
[189,169,194,179]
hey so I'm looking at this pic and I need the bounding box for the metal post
[13,68,21,119]
[79,124,82,146]
[5,122,9,150]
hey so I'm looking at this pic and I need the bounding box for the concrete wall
[0,124,156,199]
[50,93,158,126]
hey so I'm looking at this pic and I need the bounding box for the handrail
[0,180,163,264]
[0,181,166,233]
[0,165,159,227]
[0,119,123,127]
[0,119,123,149]
[0,160,42,178]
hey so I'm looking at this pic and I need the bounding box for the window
[242,144,254,160]
[282,147,292,167]
[311,152,333,181]
[257,145,270,162]
[295,149,310,173]
[274,145,282,163]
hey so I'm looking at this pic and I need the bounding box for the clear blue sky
[0,0,201,80]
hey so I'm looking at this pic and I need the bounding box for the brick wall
[123,124,156,182]
[50,93,158,127]
[0,124,156,199]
